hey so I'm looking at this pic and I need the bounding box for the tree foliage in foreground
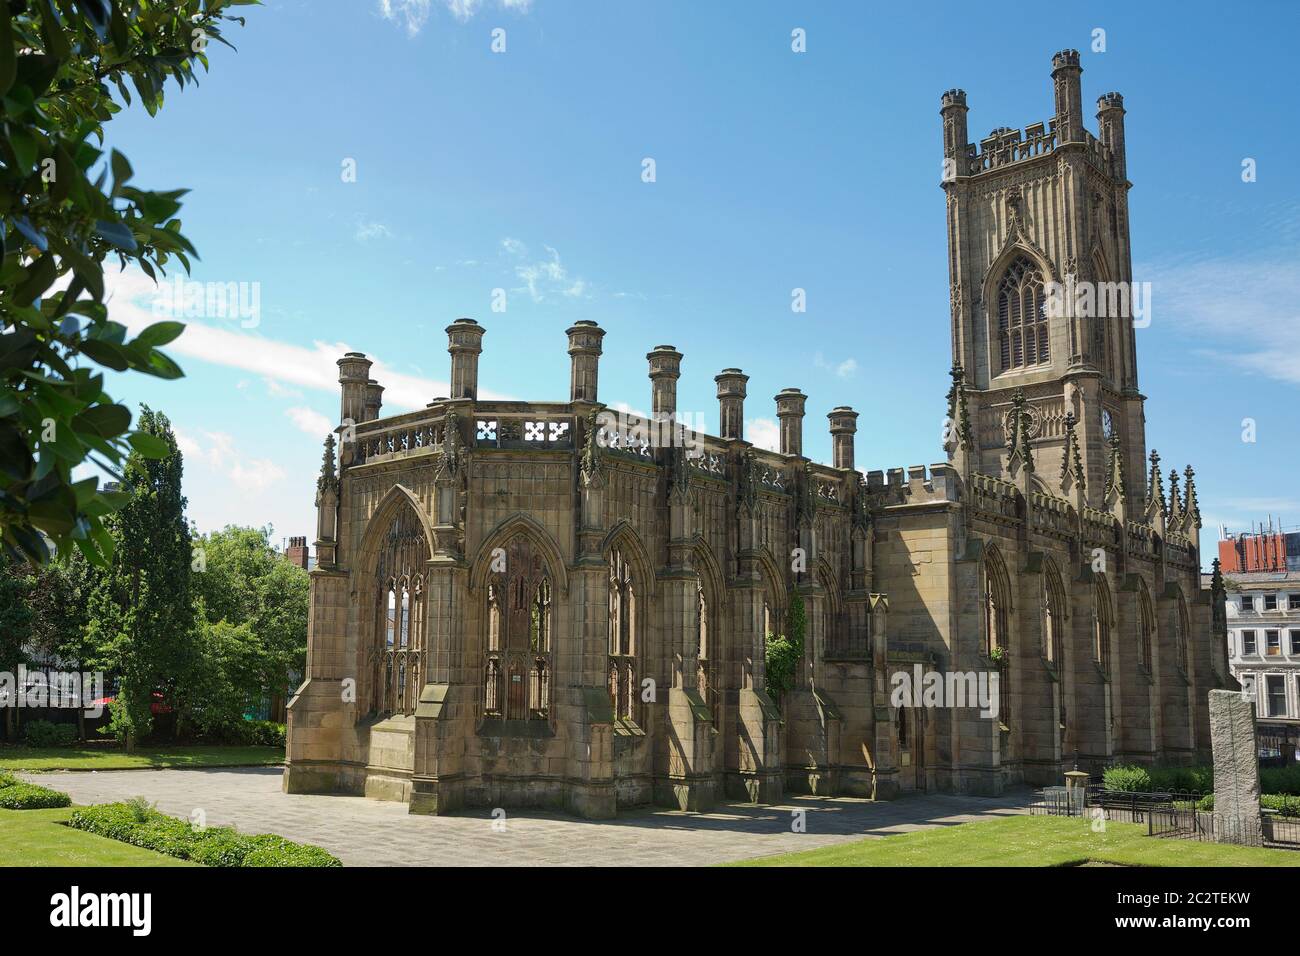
[1,0,254,566]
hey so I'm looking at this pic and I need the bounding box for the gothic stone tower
[942,50,1143,515]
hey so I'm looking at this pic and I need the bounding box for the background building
[1218,521,1300,573]
[1206,562,1300,761]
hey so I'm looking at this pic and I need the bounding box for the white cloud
[264,377,302,399]
[379,0,531,34]
[176,428,287,494]
[1141,252,1300,386]
[378,0,432,35]
[815,352,858,379]
[354,219,392,242]
[286,406,333,438]
[504,241,591,302]
[747,417,780,452]
[94,268,511,411]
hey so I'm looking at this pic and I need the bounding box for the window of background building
[1265,594,1278,611]
[1266,674,1287,718]
[1242,630,1257,655]
[1291,630,1300,655]
[1290,594,1300,611]
[1267,630,1281,656]
[1241,595,1254,611]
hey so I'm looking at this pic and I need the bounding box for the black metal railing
[1149,807,1300,849]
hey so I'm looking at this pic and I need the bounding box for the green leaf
[132,321,185,349]
[12,253,58,306]
[74,403,132,439]
[36,0,71,61]
[79,339,130,371]
[94,219,138,252]
[128,431,171,459]
[110,149,133,195]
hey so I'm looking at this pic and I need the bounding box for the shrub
[68,801,341,867]
[22,720,77,748]
[0,782,71,809]
[232,720,286,747]
[241,834,342,868]
[1147,764,1213,794]
[1264,794,1300,817]
[125,795,156,823]
[1103,765,1151,792]
[1195,793,1300,816]
[0,771,18,790]
[1261,765,1300,796]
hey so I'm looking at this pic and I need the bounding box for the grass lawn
[0,743,284,772]
[733,815,1300,867]
[0,808,195,867]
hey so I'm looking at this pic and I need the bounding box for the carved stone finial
[737,449,759,514]
[1184,465,1202,527]
[1007,389,1034,473]
[1104,429,1125,499]
[852,471,871,531]
[581,410,603,480]
[1147,449,1166,516]
[946,363,974,451]
[1061,412,1085,493]
[317,433,337,494]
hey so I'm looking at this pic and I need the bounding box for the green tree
[1,0,253,567]
[17,546,91,664]
[85,405,193,749]
[189,525,308,707]
[182,617,263,737]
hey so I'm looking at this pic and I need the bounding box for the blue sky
[95,0,1300,555]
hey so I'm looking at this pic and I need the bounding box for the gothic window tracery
[484,536,552,721]
[696,578,718,729]
[996,256,1049,372]
[1139,584,1156,674]
[983,550,1012,725]
[1094,578,1114,676]
[608,548,637,721]
[1043,564,1066,665]
[370,506,428,716]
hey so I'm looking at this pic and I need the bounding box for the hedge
[0,770,18,790]
[1261,765,1300,796]
[23,719,78,748]
[1195,793,1300,817]
[0,782,72,809]
[1105,763,1300,797]
[68,802,341,867]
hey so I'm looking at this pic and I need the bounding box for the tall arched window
[983,550,1011,725]
[370,506,428,715]
[1094,577,1113,675]
[484,536,553,721]
[982,551,1011,658]
[608,548,637,721]
[1138,583,1156,674]
[1175,596,1190,674]
[996,256,1049,372]
[696,579,717,728]
[1043,563,1066,665]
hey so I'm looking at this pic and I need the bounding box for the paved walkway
[26,767,1031,866]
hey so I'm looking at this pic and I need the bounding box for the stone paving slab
[22,767,1031,866]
